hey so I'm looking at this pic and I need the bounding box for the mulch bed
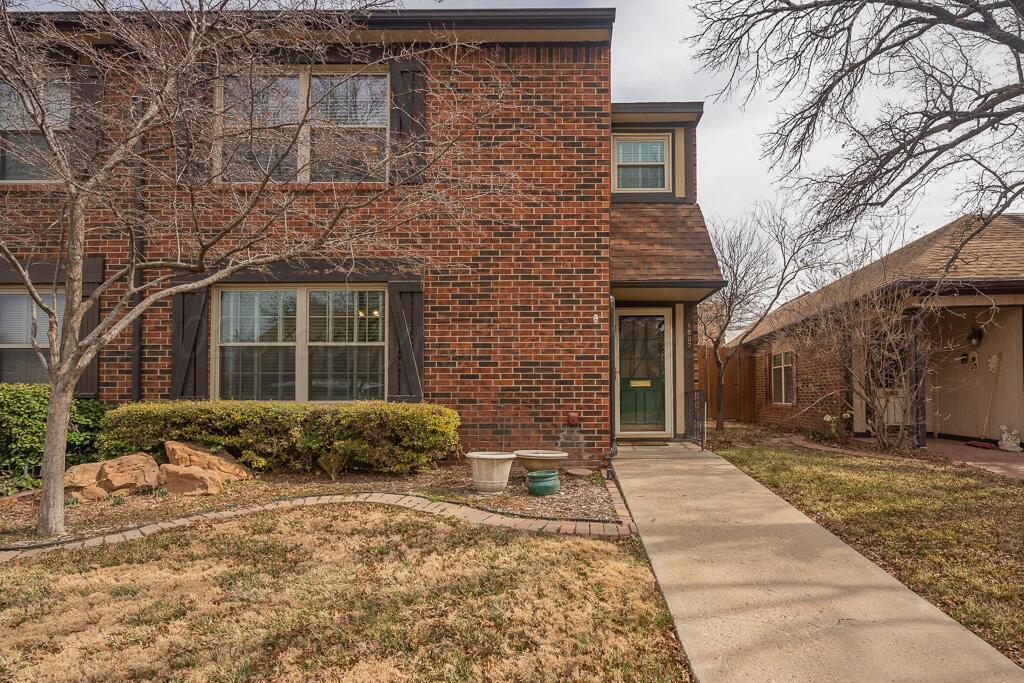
[0,463,616,547]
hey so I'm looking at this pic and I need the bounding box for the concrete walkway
[613,444,1024,683]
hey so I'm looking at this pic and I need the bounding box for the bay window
[613,134,670,192]
[0,290,65,383]
[219,69,389,183]
[0,82,70,181]
[213,286,386,401]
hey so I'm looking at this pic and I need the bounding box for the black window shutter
[72,67,103,177]
[387,281,424,402]
[170,290,209,399]
[389,59,427,184]
[74,301,100,398]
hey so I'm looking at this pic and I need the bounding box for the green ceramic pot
[526,470,561,497]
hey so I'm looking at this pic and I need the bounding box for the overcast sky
[407,0,961,239]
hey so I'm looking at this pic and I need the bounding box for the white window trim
[213,65,391,184]
[210,283,388,402]
[612,132,672,193]
[771,349,795,405]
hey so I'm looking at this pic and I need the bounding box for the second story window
[613,134,670,192]
[0,82,70,181]
[219,69,389,184]
[221,75,300,182]
[310,75,389,182]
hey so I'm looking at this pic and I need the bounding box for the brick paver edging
[0,491,638,563]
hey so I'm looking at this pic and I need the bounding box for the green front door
[618,314,667,433]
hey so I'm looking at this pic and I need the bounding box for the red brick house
[726,215,1024,445]
[0,9,723,463]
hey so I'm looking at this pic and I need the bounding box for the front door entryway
[616,308,673,437]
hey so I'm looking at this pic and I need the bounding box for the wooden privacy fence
[696,345,755,422]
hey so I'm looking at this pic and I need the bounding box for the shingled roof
[610,204,723,284]
[738,213,1024,345]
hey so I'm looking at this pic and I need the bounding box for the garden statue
[998,425,1022,453]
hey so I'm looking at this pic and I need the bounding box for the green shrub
[0,383,109,494]
[97,400,460,474]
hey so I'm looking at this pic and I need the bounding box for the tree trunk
[36,378,75,537]
[714,353,727,431]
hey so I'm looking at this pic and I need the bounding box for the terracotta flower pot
[465,451,515,495]
[513,449,569,472]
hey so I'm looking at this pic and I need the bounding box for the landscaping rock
[64,462,109,501]
[164,441,251,481]
[64,453,161,500]
[64,461,104,489]
[158,463,225,495]
[68,484,110,502]
[97,453,160,493]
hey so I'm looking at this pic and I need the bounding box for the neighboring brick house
[0,9,723,463]
[728,215,1024,444]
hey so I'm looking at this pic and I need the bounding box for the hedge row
[0,384,108,494]
[97,400,461,474]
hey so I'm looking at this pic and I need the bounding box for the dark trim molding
[0,256,104,290]
[612,102,703,115]
[612,279,728,290]
[27,8,617,31]
[612,194,692,204]
[209,258,424,285]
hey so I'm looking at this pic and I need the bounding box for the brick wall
[1,43,613,462]
[749,339,848,435]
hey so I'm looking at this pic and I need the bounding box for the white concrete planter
[465,451,515,495]
[514,449,569,472]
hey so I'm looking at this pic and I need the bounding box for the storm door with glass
[617,310,672,435]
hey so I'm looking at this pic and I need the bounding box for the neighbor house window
[0,290,65,383]
[0,82,70,181]
[771,350,794,404]
[219,69,389,183]
[613,134,670,192]
[214,286,386,401]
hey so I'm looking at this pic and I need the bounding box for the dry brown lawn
[1,466,616,547]
[0,504,688,682]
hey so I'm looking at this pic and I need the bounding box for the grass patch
[0,504,689,681]
[719,442,1024,667]
[127,599,190,626]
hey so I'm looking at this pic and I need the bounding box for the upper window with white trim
[613,134,670,192]
[219,69,389,183]
[0,82,70,181]
[0,289,65,382]
[213,285,386,402]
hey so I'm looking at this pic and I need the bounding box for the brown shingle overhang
[737,213,1024,345]
[610,203,723,285]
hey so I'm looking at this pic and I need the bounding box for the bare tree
[772,233,992,449]
[697,203,830,430]
[691,0,1024,249]
[0,1,524,535]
